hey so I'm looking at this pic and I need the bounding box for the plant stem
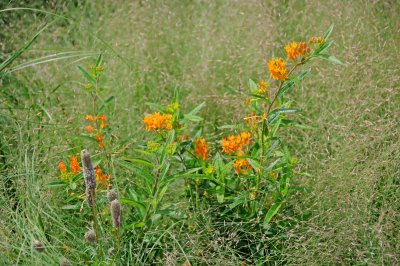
[90,190,103,256]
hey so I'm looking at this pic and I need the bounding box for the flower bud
[107,189,117,202]
[85,230,96,243]
[32,240,45,252]
[110,199,121,228]
[81,149,96,207]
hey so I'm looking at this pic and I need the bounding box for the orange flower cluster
[58,156,80,180]
[284,42,309,61]
[309,36,325,44]
[221,132,251,154]
[96,135,105,148]
[95,165,109,187]
[69,156,81,174]
[143,112,173,131]
[97,115,106,129]
[86,115,94,122]
[58,161,67,172]
[194,138,209,160]
[85,114,107,148]
[86,114,107,130]
[267,58,288,80]
[233,158,252,174]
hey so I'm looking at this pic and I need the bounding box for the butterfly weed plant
[48,26,340,264]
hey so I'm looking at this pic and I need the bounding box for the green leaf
[0,21,54,74]
[183,114,203,122]
[249,93,268,100]
[216,185,225,203]
[218,124,246,130]
[95,54,103,67]
[46,181,67,188]
[157,208,188,219]
[264,159,281,174]
[37,213,44,233]
[296,68,311,81]
[62,205,81,210]
[263,201,282,228]
[76,135,97,143]
[97,96,115,114]
[270,108,300,116]
[313,41,333,55]
[187,102,205,116]
[249,79,258,92]
[278,80,295,96]
[247,158,261,170]
[323,24,334,40]
[316,54,343,65]
[77,66,96,86]
[120,198,146,218]
[115,159,154,190]
[221,195,245,215]
[121,157,153,167]
[162,168,203,184]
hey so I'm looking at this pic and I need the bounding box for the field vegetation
[1,1,399,265]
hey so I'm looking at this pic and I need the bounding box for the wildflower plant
[116,89,205,229]
[187,26,341,229]
[47,26,340,264]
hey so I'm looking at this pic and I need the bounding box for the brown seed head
[107,189,117,202]
[111,199,121,228]
[81,149,96,207]
[32,240,45,252]
[85,230,96,243]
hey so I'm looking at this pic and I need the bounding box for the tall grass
[1,0,399,265]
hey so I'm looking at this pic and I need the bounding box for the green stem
[90,192,103,257]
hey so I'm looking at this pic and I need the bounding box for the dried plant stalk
[111,199,121,228]
[107,189,117,202]
[81,149,96,207]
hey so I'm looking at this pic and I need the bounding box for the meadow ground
[1,0,399,265]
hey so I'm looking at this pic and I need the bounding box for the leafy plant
[48,26,340,264]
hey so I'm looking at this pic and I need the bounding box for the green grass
[1,0,399,265]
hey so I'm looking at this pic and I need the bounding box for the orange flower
[284,42,309,61]
[86,115,94,122]
[96,115,107,129]
[268,58,288,80]
[96,135,105,148]
[143,112,173,131]
[95,166,108,186]
[240,132,251,145]
[194,138,209,160]
[86,125,94,132]
[58,161,67,172]
[69,156,80,174]
[233,158,252,174]
[221,132,251,154]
